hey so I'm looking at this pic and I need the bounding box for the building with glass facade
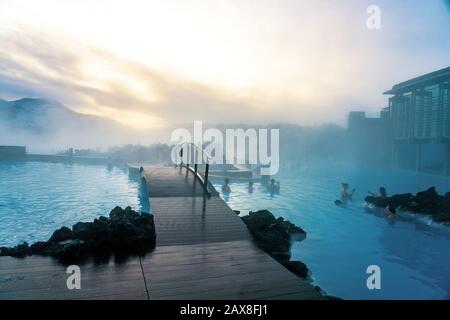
[384,67,450,175]
[347,67,450,175]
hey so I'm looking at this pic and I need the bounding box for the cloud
[1,1,449,131]
[0,28,287,130]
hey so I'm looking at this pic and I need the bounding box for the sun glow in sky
[1,0,450,129]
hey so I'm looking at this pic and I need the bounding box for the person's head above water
[380,187,387,197]
[270,178,275,184]
[224,178,230,184]
[342,183,349,190]
[387,205,396,215]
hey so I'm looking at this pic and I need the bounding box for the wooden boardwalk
[0,165,323,300]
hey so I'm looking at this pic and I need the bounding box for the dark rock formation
[365,187,450,223]
[0,242,30,258]
[277,217,307,241]
[280,260,309,278]
[48,226,74,243]
[241,210,309,278]
[0,206,156,261]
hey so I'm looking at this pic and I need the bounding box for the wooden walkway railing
[139,164,324,299]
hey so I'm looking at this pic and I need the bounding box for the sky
[0,0,449,129]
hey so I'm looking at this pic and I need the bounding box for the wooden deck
[0,165,323,300]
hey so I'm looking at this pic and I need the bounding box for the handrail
[173,142,212,165]
[172,142,214,197]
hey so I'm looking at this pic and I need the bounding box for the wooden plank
[141,240,322,300]
[0,278,147,300]
[0,255,141,274]
[148,273,308,297]
[256,291,325,300]
[0,255,147,300]
[144,166,206,197]
[150,196,250,246]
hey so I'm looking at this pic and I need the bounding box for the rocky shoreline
[238,210,309,278]
[365,187,450,224]
[239,210,335,298]
[0,206,156,261]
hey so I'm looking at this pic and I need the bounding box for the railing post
[204,163,209,191]
[180,148,184,166]
[194,147,198,174]
[186,144,190,168]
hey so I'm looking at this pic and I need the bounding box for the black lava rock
[276,217,306,240]
[280,260,309,278]
[0,206,157,260]
[365,187,450,223]
[48,226,74,243]
[241,209,309,278]
[0,242,30,258]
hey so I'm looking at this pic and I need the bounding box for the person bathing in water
[369,187,387,198]
[268,179,280,195]
[222,178,231,193]
[386,205,397,218]
[248,181,254,193]
[341,183,356,203]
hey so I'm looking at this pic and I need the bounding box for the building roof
[383,66,450,95]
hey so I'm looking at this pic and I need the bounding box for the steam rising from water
[0,98,171,154]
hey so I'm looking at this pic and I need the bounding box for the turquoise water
[213,166,450,300]
[0,161,149,247]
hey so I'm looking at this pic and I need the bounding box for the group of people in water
[221,178,280,196]
[221,178,397,218]
[337,183,397,218]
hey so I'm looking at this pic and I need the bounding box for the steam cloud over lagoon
[0,0,449,140]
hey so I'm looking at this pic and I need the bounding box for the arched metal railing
[172,142,214,197]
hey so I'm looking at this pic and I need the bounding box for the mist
[0,98,172,154]
[0,97,352,169]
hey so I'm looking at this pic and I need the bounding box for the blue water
[0,161,149,247]
[213,166,450,300]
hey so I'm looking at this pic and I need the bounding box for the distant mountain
[0,98,135,151]
[0,98,120,133]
